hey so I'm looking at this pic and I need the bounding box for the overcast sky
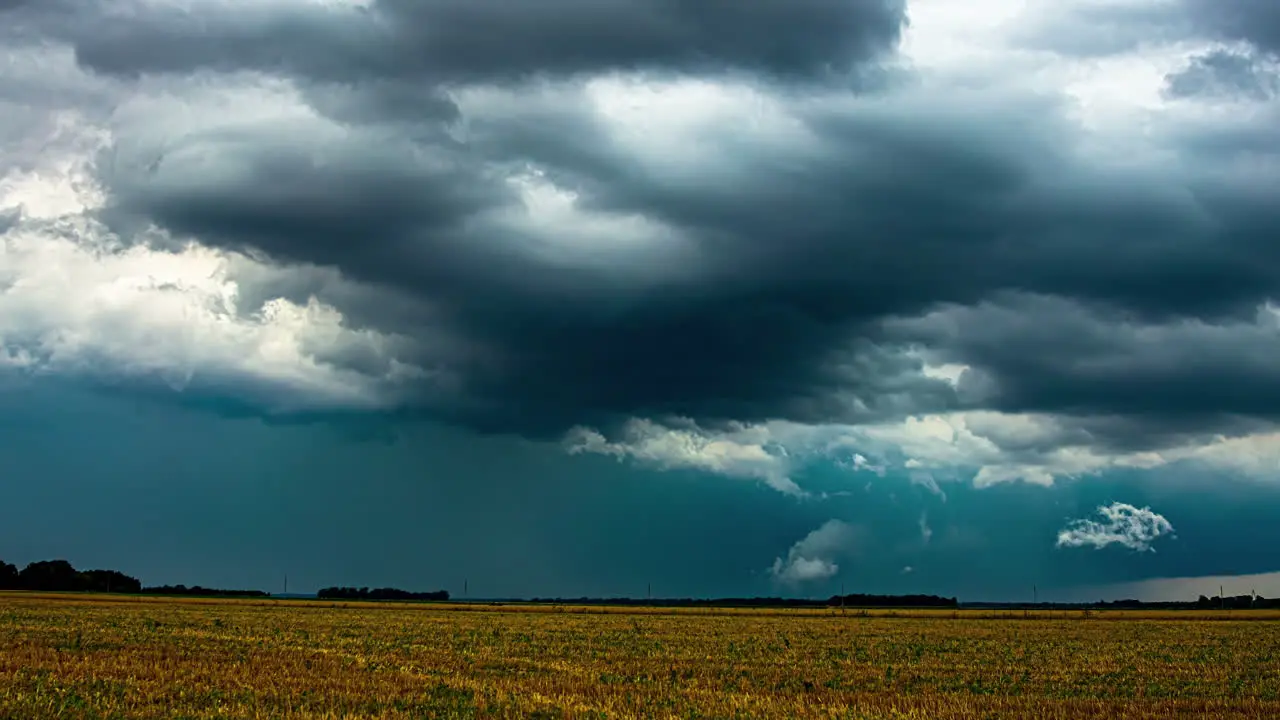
[2,0,1279,601]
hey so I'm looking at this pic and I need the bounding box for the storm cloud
[1184,0,1280,56]
[20,0,906,84]
[2,0,1280,490]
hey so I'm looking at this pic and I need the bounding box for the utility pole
[283,572,288,596]
[647,582,651,603]
[464,579,468,599]
[1033,585,1038,606]
[1221,585,1225,610]
[841,582,845,614]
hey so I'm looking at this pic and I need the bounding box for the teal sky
[3,0,1280,601]
[5,377,1279,601]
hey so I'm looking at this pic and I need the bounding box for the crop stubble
[1,593,1278,719]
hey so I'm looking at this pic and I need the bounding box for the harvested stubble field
[2,593,1279,719]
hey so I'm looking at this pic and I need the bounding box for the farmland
[2,593,1279,719]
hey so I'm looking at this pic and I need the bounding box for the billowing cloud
[0,215,430,413]
[0,0,1279,499]
[1183,0,1280,56]
[769,520,858,585]
[18,0,906,85]
[1057,503,1175,552]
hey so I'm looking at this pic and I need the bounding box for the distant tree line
[6,557,1278,610]
[1196,595,1280,610]
[523,596,822,608]
[0,559,142,593]
[965,595,1280,610]
[1,558,447,601]
[517,594,959,609]
[829,593,958,608]
[318,587,450,602]
[143,585,269,598]
[0,558,262,597]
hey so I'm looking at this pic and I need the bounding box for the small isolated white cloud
[901,565,914,574]
[1056,502,1175,552]
[768,519,857,586]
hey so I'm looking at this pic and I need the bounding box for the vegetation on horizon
[0,560,141,595]
[5,557,1275,611]
[318,586,450,602]
[515,593,957,609]
[0,559,264,598]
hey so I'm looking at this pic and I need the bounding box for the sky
[1,0,1279,602]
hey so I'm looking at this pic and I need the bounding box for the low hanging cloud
[769,519,858,585]
[567,411,1280,495]
[1056,503,1175,553]
[564,418,802,495]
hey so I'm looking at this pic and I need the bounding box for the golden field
[2,593,1279,719]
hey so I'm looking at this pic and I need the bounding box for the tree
[18,560,83,591]
[0,560,17,590]
[317,586,450,602]
[79,569,142,594]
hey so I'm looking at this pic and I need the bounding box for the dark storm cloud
[30,0,906,84]
[886,295,1280,451]
[9,0,906,139]
[97,123,513,291]
[1183,0,1280,56]
[91,73,1280,444]
[461,87,1276,326]
[7,0,1280,457]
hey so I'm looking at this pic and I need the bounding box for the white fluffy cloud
[1056,503,1175,552]
[0,90,431,412]
[769,520,858,585]
[0,215,427,412]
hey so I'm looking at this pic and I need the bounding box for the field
[2,593,1279,719]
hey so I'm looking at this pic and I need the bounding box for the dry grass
[2,592,1278,719]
